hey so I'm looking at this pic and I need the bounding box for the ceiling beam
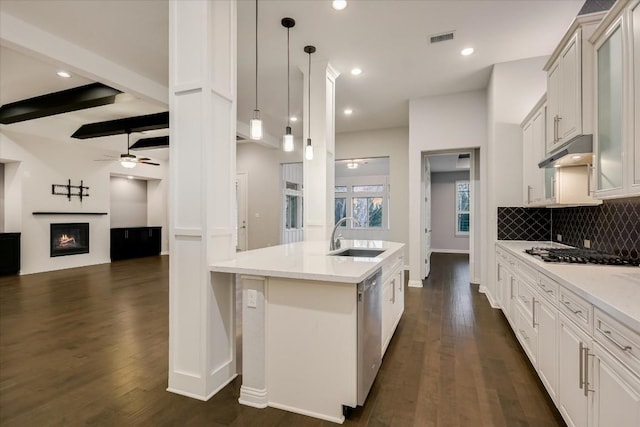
[71,111,169,139]
[130,135,169,150]
[0,83,121,124]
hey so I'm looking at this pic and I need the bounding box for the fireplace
[50,223,89,257]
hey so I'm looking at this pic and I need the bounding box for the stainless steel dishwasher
[357,267,382,405]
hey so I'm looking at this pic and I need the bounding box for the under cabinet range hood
[538,134,593,168]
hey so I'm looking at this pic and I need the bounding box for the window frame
[455,180,470,236]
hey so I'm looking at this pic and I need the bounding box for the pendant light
[249,0,262,140]
[281,17,295,152]
[304,45,315,160]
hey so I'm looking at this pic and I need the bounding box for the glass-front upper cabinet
[595,18,623,193]
[593,0,640,198]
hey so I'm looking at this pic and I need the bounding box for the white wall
[335,127,409,258]
[236,142,302,249]
[482,55,549,304]
[0,129,169,274]
[408,90,487,285]
[431,171,470,252]
[110,176,148,228]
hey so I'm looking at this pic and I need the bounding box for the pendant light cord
[254,0,258,111]
[308,52,311,138]
[287,26,291,127]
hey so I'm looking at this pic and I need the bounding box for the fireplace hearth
[50,223,89,257]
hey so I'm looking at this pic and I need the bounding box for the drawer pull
[563,300,582,315]
[600,329,633,352]
[539,284,553,294]
[519,329,529,341]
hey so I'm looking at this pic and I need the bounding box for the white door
[235,172,248,252]
[424,157,432,278]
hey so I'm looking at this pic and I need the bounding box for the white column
[303,61,340,242]
[168,0,238,400]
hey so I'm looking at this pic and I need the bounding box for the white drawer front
[537,273,559,304]
[594,308,640,375]
[558,287,592,334]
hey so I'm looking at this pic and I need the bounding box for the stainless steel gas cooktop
[524,247,639,266]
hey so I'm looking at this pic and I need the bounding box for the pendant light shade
[250,0,263,140]
[281,17,295,152]
[283,126,294,152]
[250,110,262,140]
[304,45,316,160]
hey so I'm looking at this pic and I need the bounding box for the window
[285,195,298,229]
[456,180,470,235]
[334,179,388,229]
[353,197,383,227]
[335,197,346,225]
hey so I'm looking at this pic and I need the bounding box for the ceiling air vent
[430,31,455,44]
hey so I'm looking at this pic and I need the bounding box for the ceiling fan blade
[140,161,160,166]
[93,158,117,162]
[137,157,151,161]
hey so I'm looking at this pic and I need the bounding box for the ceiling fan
[95,131,160,168]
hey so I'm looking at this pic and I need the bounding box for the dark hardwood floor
[0,253,564,426]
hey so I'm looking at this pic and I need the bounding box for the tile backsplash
[497,207,551,241]
[497,197,640,262]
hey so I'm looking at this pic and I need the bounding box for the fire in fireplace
[50,223,89,257]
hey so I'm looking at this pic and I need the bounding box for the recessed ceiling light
[460,47,474,56]
[351,68,362,76]
[332,0,347,10]
[347,162,358,169]
[56,71,72,78]
[344,108,353,115]
[290,116,298,122]
[571,155,583,160]
[127,175,134,179]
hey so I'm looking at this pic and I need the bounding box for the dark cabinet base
[111,227,161,261]
[0,233,21,276]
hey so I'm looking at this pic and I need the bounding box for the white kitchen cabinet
[592,0,640,198]
[558,312,591,427]
[382,254,404,356]
[544,12,605,154]
[536,295,559,404]
[521,96,547,206]
[591,342,640,427]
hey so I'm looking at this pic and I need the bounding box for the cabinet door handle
[391,279,396,303]
[527,185,532,205]
[553,115,558,142]
[532,297,538,328]
[556,115,562,142]
[583,345,592,397]
[599,329,633,352]
[579,342,585,389]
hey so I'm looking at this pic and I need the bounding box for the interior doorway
[422,149,479,283]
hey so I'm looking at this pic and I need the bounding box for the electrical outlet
[247,289,257,308]
[557,234,562,242]
[584,239,591,249]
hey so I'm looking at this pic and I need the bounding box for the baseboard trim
[479,285,500,309]
[268,401,345,424]
[431,249,470,254]
[239,385,268,408]
[408,279,423,288]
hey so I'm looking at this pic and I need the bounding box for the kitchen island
[210,240,405,424]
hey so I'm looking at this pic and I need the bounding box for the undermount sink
[330,249,385,258]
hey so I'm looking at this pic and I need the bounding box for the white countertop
[496,240,640,331]
[210,240,405,283]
